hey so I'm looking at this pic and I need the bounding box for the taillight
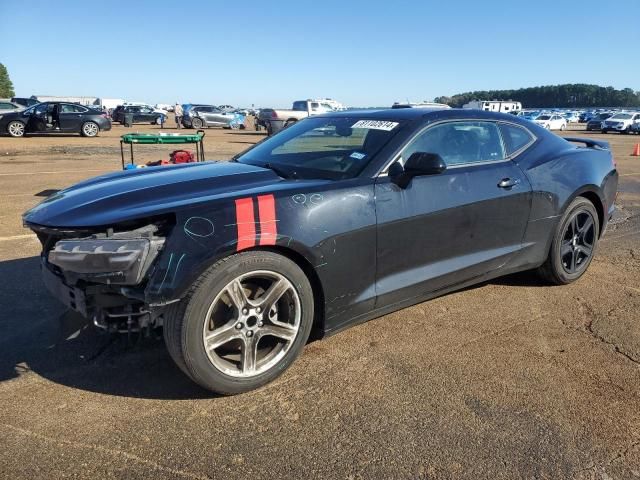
[271,111,278,119]
[101,113,109,118]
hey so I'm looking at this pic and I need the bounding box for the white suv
[534,114,567,131]
[601,112,640,134]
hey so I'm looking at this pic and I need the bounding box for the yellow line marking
[619,172,640,177]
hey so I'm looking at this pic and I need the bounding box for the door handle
[498,178,520,189]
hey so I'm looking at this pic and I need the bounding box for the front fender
[144,184,378,329]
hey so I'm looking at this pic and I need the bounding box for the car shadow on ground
[0,256,546,400]
[0,256,213,400]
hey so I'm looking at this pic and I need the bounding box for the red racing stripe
[257,194,277,246]
[235,197,256,251]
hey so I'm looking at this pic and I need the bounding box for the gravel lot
[0,122,639,479]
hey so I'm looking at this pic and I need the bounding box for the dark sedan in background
[1,102,111,137]
[586,112,613,131]
[24,108,618,394]
[111,105,164,125]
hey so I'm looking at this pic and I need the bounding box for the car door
[197,106,212,125]
[58,104,85,131]
[374,120,532,307]
[208,107,228,126]
[27,103,51,132]
[137,107,151,122]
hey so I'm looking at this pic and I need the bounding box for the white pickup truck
[257,99,336,135]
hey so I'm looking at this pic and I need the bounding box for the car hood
[23,161,287,228]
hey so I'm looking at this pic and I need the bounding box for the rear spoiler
[564,137,610,150]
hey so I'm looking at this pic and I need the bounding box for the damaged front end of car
[27,216,174,334]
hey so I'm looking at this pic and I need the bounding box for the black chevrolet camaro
[23,108,618,394]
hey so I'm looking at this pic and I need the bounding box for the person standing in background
[174,103,183,129]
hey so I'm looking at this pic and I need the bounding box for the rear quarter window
[499,123,535,156]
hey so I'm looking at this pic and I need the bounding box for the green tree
[0,63,15,98]
[433,84,640,108]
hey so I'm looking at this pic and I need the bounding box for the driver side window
[401,121,505,166]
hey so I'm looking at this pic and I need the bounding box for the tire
[163,251,314,395]
[537,197,600,285]
[284,119,297,128]
[7,121,25,137]
[560,124,566,131]
[81,121,99,137]
[191,117,203,129]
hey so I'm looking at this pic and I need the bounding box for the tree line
[433,84,640,108]
[0,63,15,98]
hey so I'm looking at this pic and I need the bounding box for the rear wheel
[537,197,599,285]
[81,122,99,137]
[163,251,314,394]
[7,121,25,137]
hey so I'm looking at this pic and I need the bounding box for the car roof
[317,108,534,125]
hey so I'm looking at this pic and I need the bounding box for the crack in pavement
[3,423,213,480]
[576,438,640,476]
[560,300,640,367]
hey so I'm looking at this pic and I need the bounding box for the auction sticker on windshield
[351,120,399,131]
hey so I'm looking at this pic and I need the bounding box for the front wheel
[284,119,297,128]
[81,121,99,137]
[537,197,599,285]
[191,117,203,129]
[7,121,25,137]
[163,251,314,394]
[560,124,566,131]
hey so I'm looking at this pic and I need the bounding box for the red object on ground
[146,159,171,167]
[170,149,195,163]
[632,144,640,156]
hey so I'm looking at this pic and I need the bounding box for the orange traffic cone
[633,144,640,156]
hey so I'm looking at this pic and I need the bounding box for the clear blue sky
[1,0,638,108]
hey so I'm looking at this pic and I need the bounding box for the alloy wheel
[560,210,595,274]
[202,270,301,377]
[83,122,98,136]
[8,121,25,137]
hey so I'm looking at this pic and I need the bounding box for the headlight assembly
[49,237,164,285]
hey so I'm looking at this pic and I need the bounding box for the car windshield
[235,116,404,180]
[538,115,551,120]
[610,113,632,120]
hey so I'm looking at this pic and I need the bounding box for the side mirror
[390,152,446,188]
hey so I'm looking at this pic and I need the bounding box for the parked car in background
[181,104,243,129]
[586,112,613,131]
[533,114,567,130]
[11,97,39,108]
[391,102,450,110]
[22,108,618,394]
[0,99,23,114]
[258,99,337,135]
[1,102,111,137]
[534,114,567,130]
[111,105,165,125]
[601,112,640,134]
[563,112,580,123]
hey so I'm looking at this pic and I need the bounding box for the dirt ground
[0,121,639,479]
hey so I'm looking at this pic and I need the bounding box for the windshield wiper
[263,163,296,179]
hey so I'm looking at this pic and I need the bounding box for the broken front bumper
[41,261,90,317]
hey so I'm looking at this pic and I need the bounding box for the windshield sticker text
[351,120,399,131]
